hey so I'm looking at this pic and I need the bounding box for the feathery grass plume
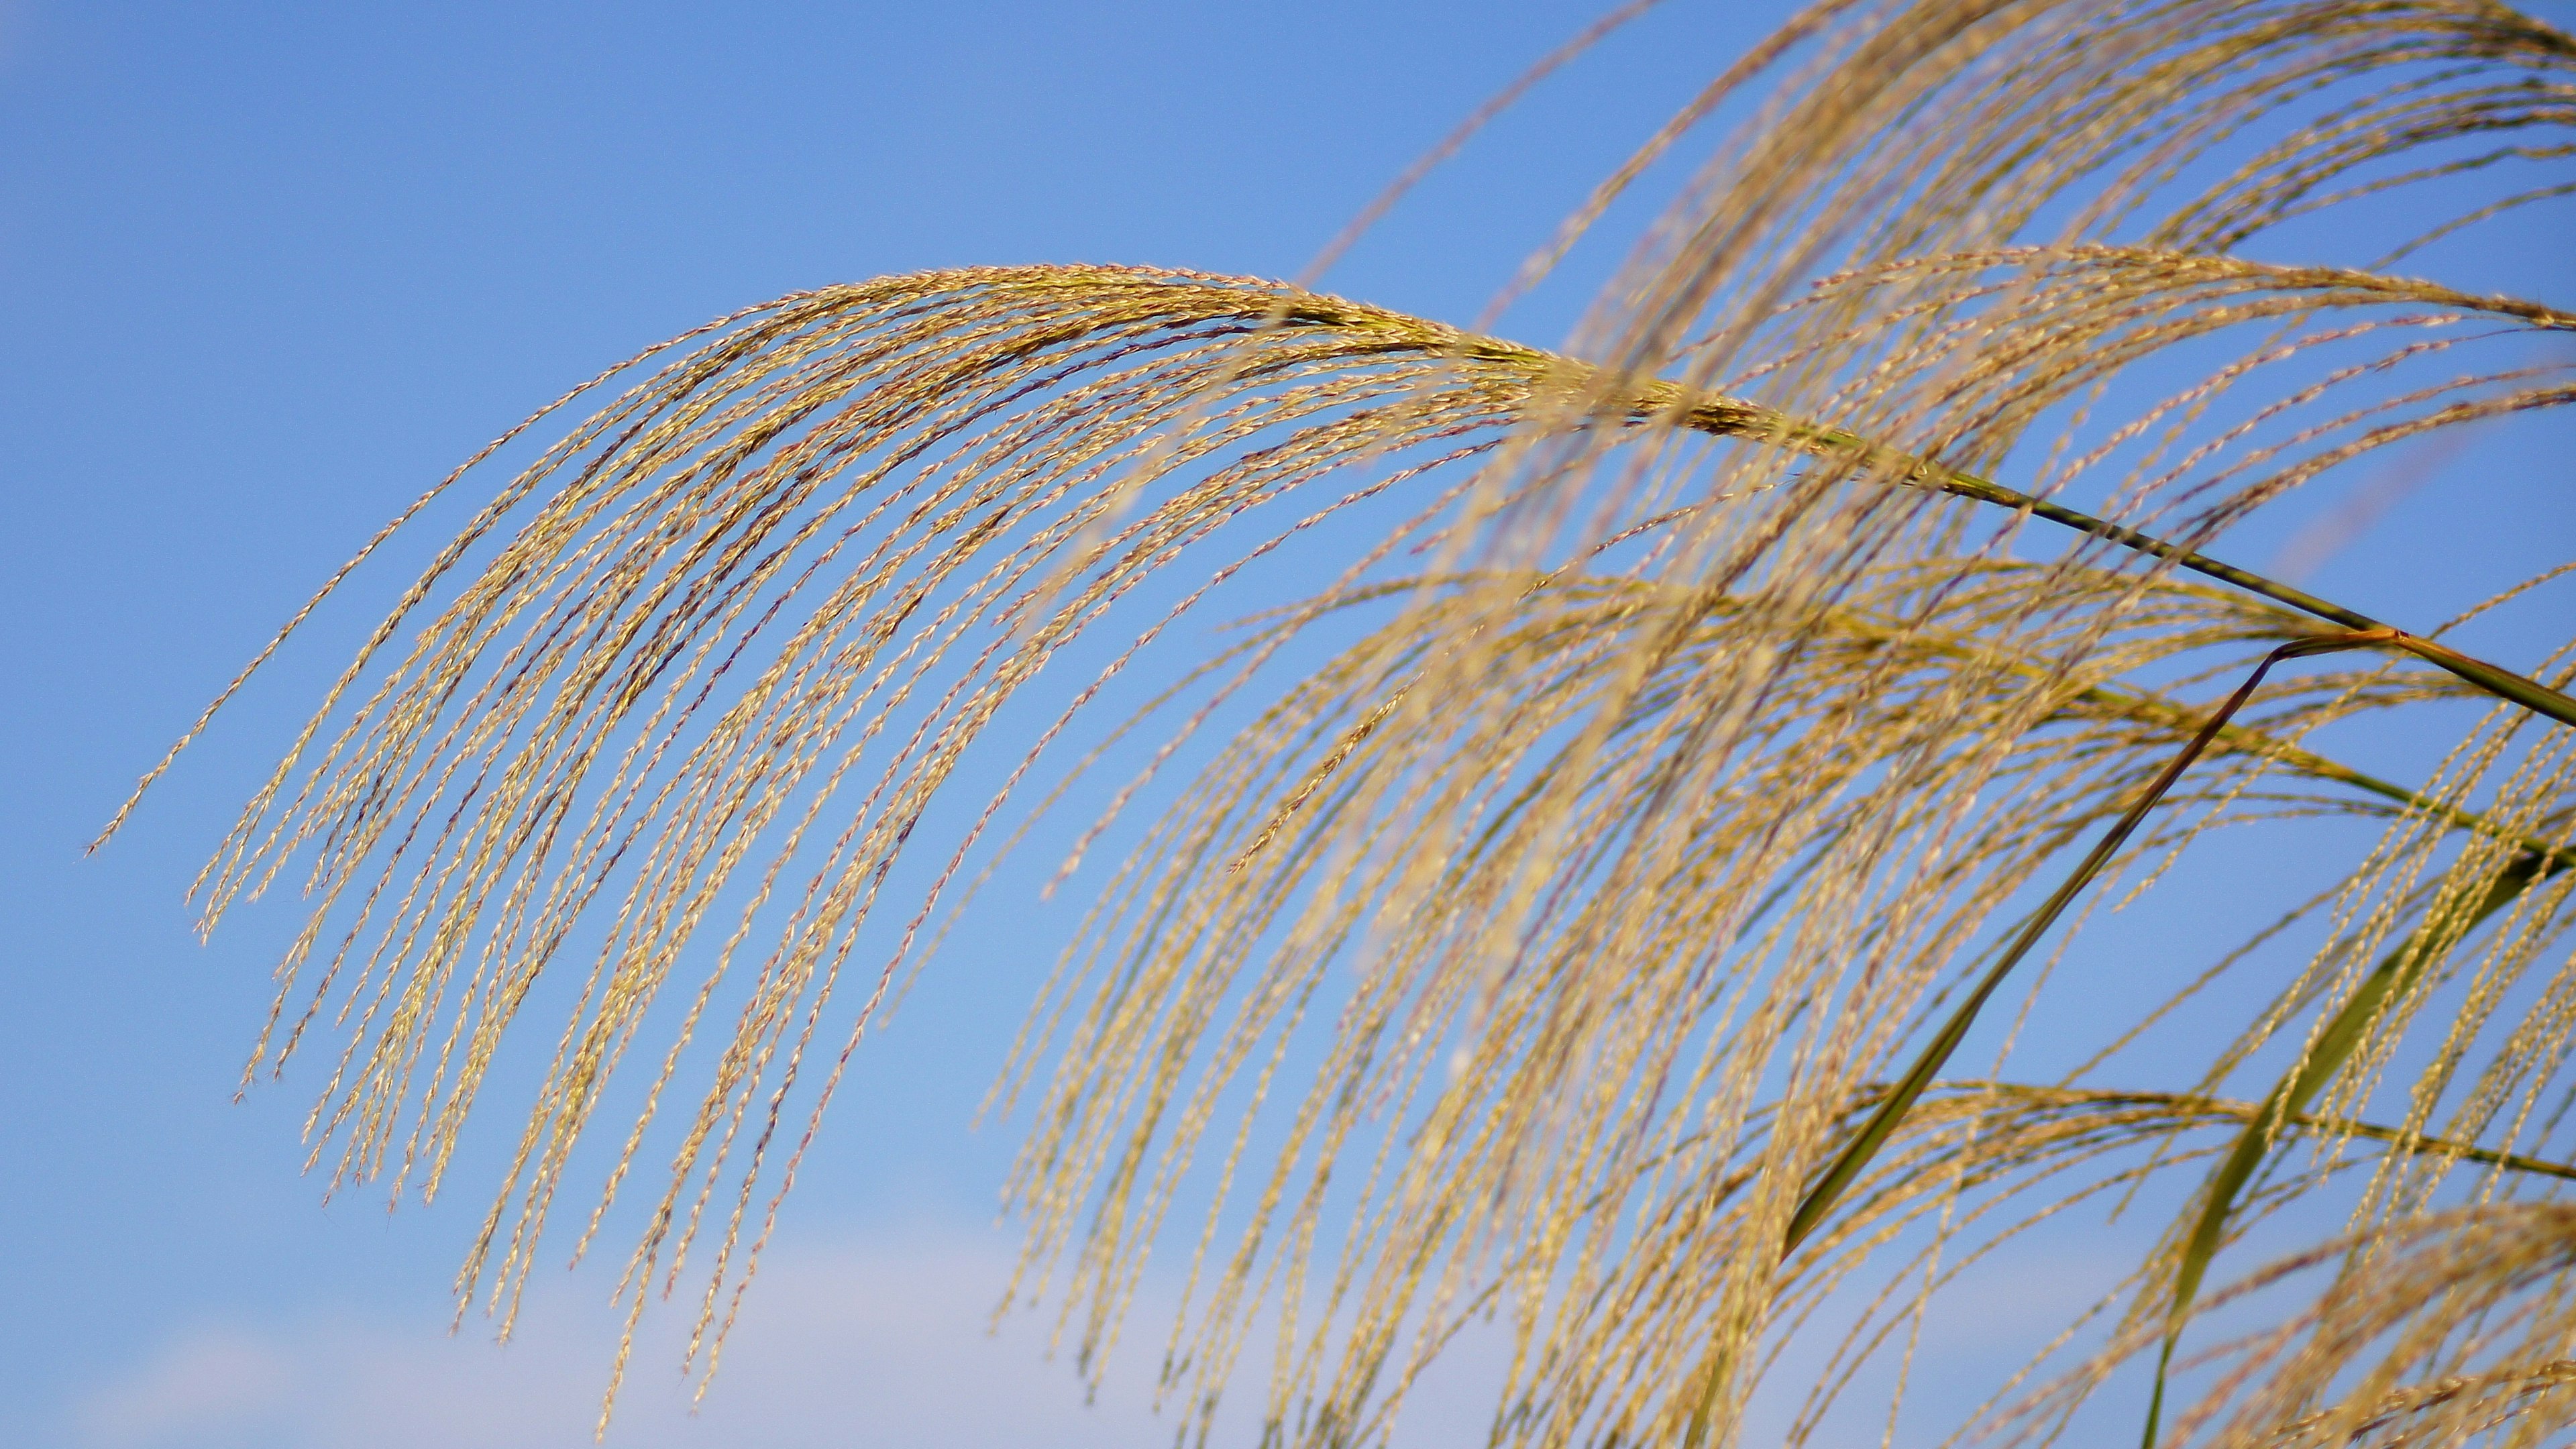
[108,0,2576,1444]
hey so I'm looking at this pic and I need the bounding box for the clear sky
[1,4,2567,1448]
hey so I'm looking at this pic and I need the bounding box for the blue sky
[1,4,2567,1448]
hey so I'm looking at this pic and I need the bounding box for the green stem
[1650,398,2576,729]
[1971,1083,2576,1183]
[2075,682,2571,868]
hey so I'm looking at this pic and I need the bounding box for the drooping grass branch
[1679,405,2576,726]
[117,3,2576,1440]
[113,262,2571,1443]
[1335,298,2576,727]
[1220,282,2576,729]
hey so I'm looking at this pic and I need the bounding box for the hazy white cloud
[66,1230,1191,1449]
[75,1328,294,1448]
[67,1225,2133,1448]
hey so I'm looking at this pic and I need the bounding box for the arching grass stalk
[1972,1085,2576,1185]
[1108,284,2576,729]
[1656,404,2576,730]
[1279,307,2576,729]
